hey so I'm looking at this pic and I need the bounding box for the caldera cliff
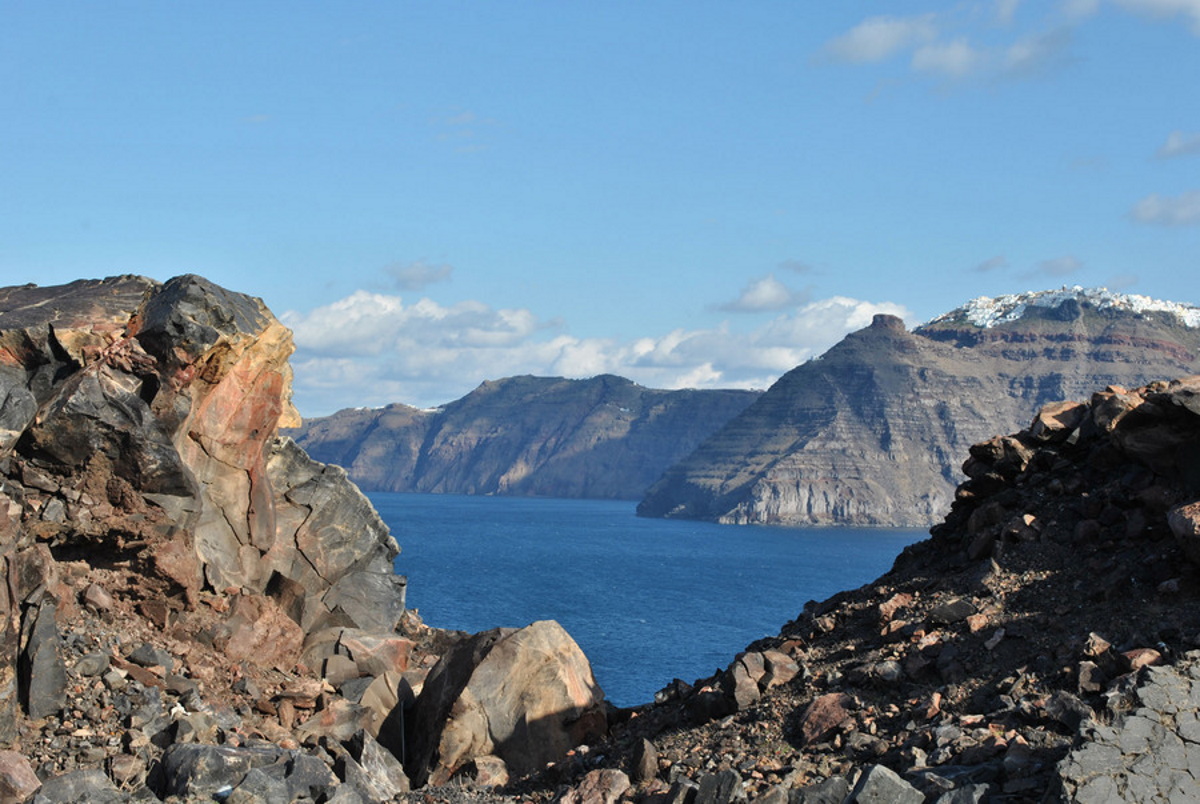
[639,288,1200,527]
[288,375,761,501]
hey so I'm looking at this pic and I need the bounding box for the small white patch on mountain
[925,286,1200,329]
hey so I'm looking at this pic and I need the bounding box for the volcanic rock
[408,619,606,786]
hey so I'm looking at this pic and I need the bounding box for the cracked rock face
[1058,659,1200,801]
[0,276,402,692]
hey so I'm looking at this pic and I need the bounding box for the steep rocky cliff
[638,288,1200,527]
[289,374,760,500]
[0,276,605,801]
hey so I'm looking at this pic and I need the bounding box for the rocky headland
[6,275,1200,803]
[287,375,760,501]
[638,288,1200,527]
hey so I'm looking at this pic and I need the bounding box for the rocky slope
[288,375,760,500]
[639,288,1200,526]
[516,375,1200,803]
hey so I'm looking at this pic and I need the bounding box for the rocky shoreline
[4,275,1200,802]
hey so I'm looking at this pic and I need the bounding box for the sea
[369,492,923,708]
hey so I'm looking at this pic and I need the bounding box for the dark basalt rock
[18,596,65,720]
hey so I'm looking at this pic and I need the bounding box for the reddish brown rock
[797,692,854,746]
[1030,399,1088,441]
[1169,502,1200,565]
[337,630,415,676]
[559,769,631,804]
[220,594,305,672]
[1123,648,1163,670]
[878,592,913,624]
[0,749,40,804]
[761,650,801,689]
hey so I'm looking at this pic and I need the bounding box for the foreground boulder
[408,619,607,786]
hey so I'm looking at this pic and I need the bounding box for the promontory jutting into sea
[5,277,1200,801]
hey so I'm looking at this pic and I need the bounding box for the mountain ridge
[287,373,761,500]
[638,287,1200,526]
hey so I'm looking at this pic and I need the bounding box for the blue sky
[3,1,1198,415]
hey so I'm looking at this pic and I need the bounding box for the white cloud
[823,15,938,63]
[718,274,811,312]
[1131,191,1200,225]
[1114,0,1200,32]
[824,9,1078,84]
[1157,131,1200,158]
[283,291,914,415]
[912,38,985,77]
[385,260,454,290]
[756,297,913,348]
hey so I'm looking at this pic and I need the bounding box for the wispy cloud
[913,38,985,77]
[430,108,499,153]
[717,275,811,313]
[822,8,1075,84]
[283,291,912,414]
[1033,255,1085,277]
[1113,0,1200,33]
[1131,190,1200,225]
[973,255,1009,273]
[1157,130,1200,158]
[1002,28,1074,77]
[995,0,1022,25]
[1061,0,1101,20]
[778,259,814,274]
[385,260,454,290]
[823,15,938,63]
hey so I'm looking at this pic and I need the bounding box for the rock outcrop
[639,288,1200,526]
[0,275,606,801]
[288,374,760,500]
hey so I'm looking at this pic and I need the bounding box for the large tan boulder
[406,620,606,787]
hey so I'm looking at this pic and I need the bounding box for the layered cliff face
[289,374,761,500]
[638,289,1200,527]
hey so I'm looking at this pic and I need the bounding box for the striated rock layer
[289,374,760,500]
[639,288,1200,526]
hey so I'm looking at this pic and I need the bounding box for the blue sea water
[370,493,923,708]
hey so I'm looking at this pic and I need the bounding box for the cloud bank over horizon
[283,289,913,416]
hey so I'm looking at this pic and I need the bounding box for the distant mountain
[637,287,1200,527]
[286,374,761,500]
